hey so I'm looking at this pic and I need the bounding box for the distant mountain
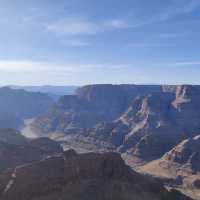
[9,85,78,96]
[0,149,191,200]
[0,87,54,129]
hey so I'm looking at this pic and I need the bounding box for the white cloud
[0,60,74,73]
[0,61,43,73]
[46,18,98,35]
[129,42,176,48]
[0,60,132,85]
[0,60,129,73]
[45,17,131,35]
[60,38,90,46]
[104,19,132,29]
[169,61,200,66]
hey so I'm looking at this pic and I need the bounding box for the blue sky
[0,0,200,85]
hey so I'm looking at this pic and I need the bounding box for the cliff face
[31,84,161,133]
[0,150,191,200]
[30,85,200,165]
[171,85,200,134]
[138,135,200,196]
[163,135,200,170]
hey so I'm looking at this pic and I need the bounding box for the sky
[0,0,200,86]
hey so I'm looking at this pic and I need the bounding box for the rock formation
[0,150,191,200]
[29,85,200,164]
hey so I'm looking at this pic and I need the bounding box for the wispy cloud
[60,38,90,46]
[169,61,200,66]
[24,0,200,38]
[166,0,200,18]
[129,42,176,48]
[0,60,129,74]
[151,0,200,23]
[104,19,132,29]
[46,18,98,35]
[129,0,200,29]
[0,60,129,85]
[0,60,79,73]
[158,32,189,38]
[0,61,45,73]
[45,17,132,36]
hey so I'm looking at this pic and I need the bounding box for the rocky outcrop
[28,137,63,155]
[0,150,191,200]
[138,135,200,194]
[0,129,63,172]
[163,135,200,170]
[0,129,27,145]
